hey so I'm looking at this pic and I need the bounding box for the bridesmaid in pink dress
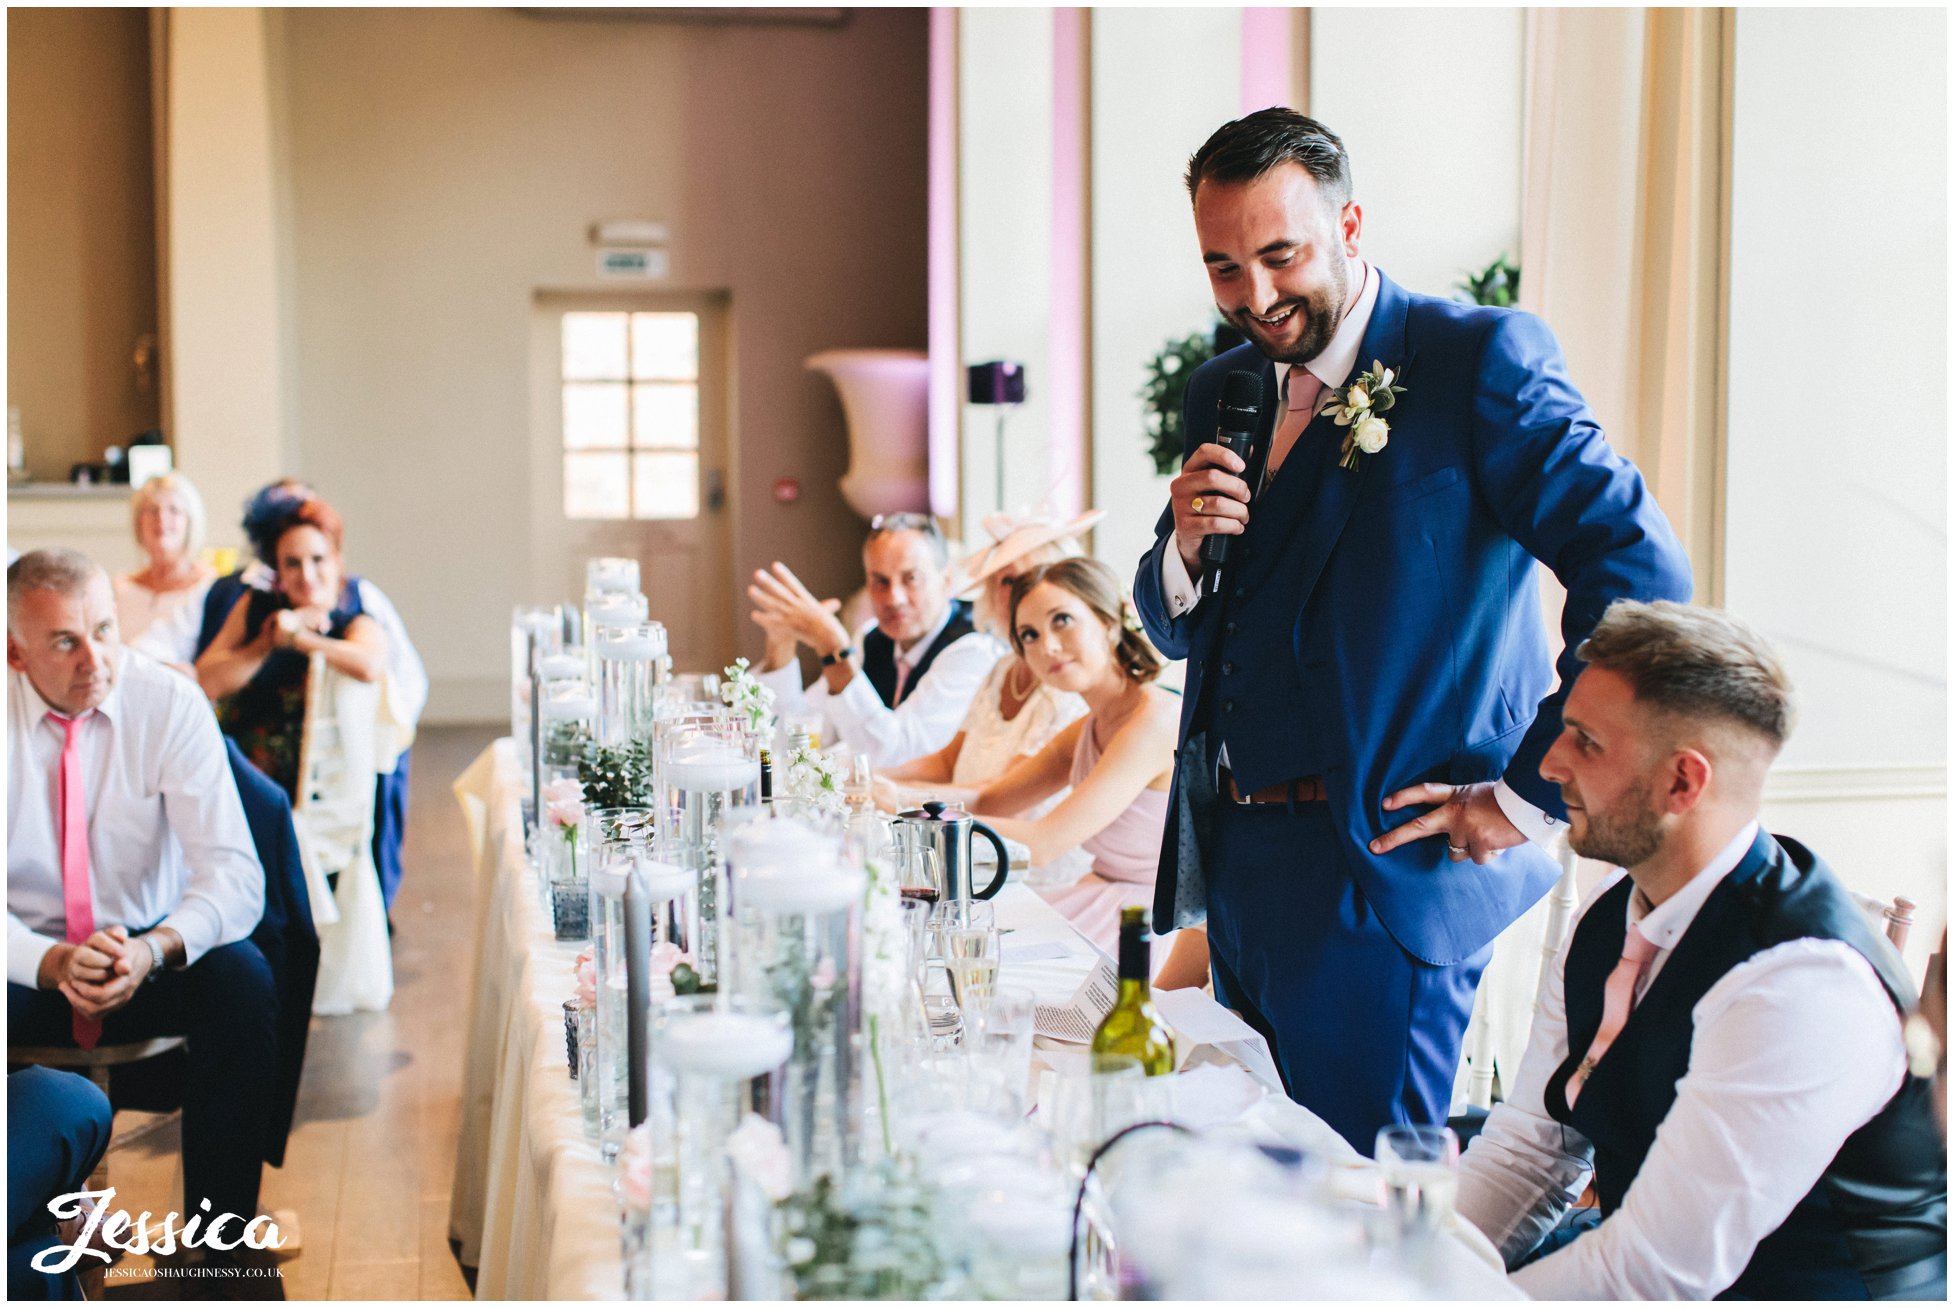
[965,558,1209,986]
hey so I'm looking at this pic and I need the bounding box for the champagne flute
[945,925,1001,1012]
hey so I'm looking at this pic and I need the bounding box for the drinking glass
[1045,1054,1147,1177]
[943,925,1001,1013]
[963,985,1035,1116]
[782,707,823,751]
[1374,1124,1459,1243]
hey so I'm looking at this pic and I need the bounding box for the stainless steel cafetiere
[892,800,1011,905]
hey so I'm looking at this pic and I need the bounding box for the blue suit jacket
[1134,271,1692,964]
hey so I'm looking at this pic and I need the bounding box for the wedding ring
[1191,496,1205,514]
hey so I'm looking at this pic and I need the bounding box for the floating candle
[657,1010,793,1078]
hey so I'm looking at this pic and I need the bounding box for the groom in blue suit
[1134,109,1692,1152]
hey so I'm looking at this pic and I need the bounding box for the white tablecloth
[450,740,622,1300]
[447,739,1516,1300]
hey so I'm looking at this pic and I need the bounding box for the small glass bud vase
[649,996,792,1302]
[727,819,865,1187]
[594,621,669,749]
[659,723,761,989]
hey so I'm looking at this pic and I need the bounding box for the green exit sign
[596,248,669,279]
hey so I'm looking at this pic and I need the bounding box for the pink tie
[54,713,102,1050]
[1564,922,1658,1107]
[1266,368,1323,481]
[891,659,912,707]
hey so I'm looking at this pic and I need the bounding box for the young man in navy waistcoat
[1457,600,1945,1299]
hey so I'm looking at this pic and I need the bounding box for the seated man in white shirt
[1455,600,1945,1300]
[748,513,1006,769]
[6,549,278,1243]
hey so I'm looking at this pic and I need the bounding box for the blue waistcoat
[1547,830,1946,1300]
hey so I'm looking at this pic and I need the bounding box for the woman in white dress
[880,508,1101,792]
[112,472,217,671]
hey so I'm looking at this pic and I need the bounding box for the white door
[530,292,735,672]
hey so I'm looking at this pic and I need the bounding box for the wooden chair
[294,652,393,1015]
[1851,892,1918,955]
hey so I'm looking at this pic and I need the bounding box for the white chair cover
[294,653,394,1016]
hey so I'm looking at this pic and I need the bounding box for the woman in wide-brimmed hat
[879,507,1102,798]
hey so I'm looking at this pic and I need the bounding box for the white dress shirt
[755,603,1007,770]
[8,651,265,988]
[1155,262,1555,839]
[1455,820,1908,1299]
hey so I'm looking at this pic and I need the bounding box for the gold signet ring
[1190,496,1205,514]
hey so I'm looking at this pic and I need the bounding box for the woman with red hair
[196,497,386,798]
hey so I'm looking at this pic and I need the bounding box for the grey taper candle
[623,857,654,1127]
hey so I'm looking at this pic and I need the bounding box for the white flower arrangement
[1321,358,1408,470]
[782,743,847,818]
[721,657,777,737]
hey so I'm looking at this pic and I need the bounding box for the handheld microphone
[1199,369,1265,569]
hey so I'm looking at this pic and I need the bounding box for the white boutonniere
[1322,359,1408,471]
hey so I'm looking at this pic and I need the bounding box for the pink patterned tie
[891,659,912,707]
[1565,922,1658,1107]
[1265,367,1323,481]
[53,712,102,1050]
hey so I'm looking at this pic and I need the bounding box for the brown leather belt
[1220,769,1328,805]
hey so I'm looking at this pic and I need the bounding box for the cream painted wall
[6,8,160,484]
[1726,8,1946,949]
[1088,8,1242,583]
[1309,9,1524,301]
[165,8,287,549]
[958,9,1056,534]
[273,9,928,721]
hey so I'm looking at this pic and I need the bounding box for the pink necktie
[1565,922,1658,1107]
[54,713,102,1050]
[1265,368,1323,481]
[891,659,912,707]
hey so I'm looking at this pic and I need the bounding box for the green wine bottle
[1090,905,1176,1076]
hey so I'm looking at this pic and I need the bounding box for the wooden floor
[102,725,497,1301]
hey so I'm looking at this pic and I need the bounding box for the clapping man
[1133,109,1692,1151]
[750,514,1006,769]
[1456,601,1944,1299]
[7,550,278,1245]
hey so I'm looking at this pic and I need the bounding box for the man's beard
[1568,786,1666,869]
[1223,259,1350,366]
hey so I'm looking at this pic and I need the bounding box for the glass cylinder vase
[588,807,653,1160]
[583,591,648,685]
[727,819,865,1187]
[594,621,669,750]
[649,995,791,1302]
[586,554,641,598]
[659,723,761,990]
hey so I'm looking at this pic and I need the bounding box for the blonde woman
[881,509,1098,792]
[114,473,216,666]
[964,557,1207,985]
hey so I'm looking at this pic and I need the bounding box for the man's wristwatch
[141,933,168,983]
[820,645,855,668]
